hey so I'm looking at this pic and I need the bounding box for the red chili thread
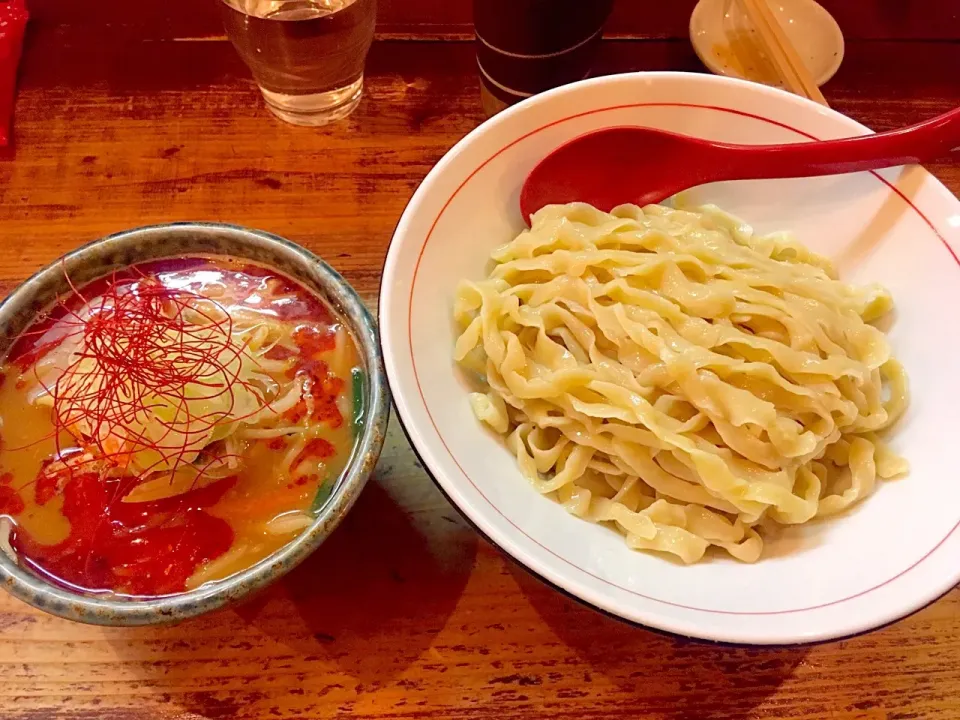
[4,272,277,502]
[2,263,345,595]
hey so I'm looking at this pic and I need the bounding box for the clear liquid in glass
[221,0,377,125]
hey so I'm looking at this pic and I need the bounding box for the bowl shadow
[233,475,477,681]
[509,562,809,720]
[107,455,478,719]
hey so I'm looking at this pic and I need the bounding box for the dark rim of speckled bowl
[0,223,390,626]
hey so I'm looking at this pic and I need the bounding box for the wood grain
[24,0,960,40]
[2,34,960,720]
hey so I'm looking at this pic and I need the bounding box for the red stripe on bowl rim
[406,101,960,616]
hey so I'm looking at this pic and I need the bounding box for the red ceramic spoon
[520,106,960,222]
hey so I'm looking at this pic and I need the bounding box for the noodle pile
[453,203,908,563]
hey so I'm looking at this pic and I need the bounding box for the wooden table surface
[2,26,960,720]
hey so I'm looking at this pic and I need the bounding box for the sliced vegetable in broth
[0,256,363,597]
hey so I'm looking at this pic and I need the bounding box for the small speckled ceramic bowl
[689,0,844,89]
[0,223,390,625]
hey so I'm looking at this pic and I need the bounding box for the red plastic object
[0,0,28,147]
[520,106,960,222]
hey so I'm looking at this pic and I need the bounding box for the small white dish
[690,0,844,88]
[380,72,960,644]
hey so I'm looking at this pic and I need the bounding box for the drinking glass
[221,0,377,126]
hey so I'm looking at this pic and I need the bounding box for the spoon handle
[718,106,960,180]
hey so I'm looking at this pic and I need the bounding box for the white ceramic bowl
[380,72,960,644]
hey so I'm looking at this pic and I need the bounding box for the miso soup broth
[0,256,364,597]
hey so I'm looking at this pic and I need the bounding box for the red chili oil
[0,256,356,597]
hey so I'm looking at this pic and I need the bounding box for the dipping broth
[0,256,364,597]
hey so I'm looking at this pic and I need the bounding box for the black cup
[474,0,614,116]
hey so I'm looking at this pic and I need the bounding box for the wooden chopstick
[736,0,829,107]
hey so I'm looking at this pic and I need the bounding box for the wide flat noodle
[453,202,909,564]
